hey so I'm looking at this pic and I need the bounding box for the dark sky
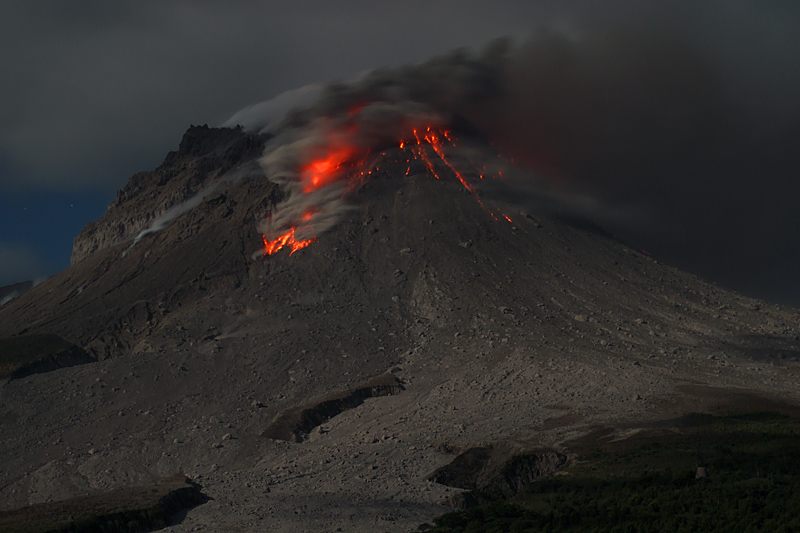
[1,1,799,305]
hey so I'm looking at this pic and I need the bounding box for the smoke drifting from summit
[254,101,447,252]
[4,2,798,302]
[464,29,800,305]
[237,17,800,303]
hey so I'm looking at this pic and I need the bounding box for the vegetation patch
[0,334,94,380]
[0,473,207,533]
[422,411,800,532]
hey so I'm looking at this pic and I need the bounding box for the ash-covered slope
[1,122,800,532]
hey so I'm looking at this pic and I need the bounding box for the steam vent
[2,109,800,531]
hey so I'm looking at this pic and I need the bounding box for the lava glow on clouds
[255,102,513,257]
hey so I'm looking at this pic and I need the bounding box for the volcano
[1,120,800,532]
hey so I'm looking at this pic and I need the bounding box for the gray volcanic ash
[1,44,800,531]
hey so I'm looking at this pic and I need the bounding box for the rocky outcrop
[70,125,268,265]
[8,344,95,381]
[0,473,206,532]
[0,334,95,380]
[429,444,569,506]
[486,451,569,500]
[263,374,405,442]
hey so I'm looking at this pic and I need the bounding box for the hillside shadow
[723,334,800,364]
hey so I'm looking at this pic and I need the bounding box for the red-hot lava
[262,227,315,256]
[301,147,356,193]
[260,122,511,257]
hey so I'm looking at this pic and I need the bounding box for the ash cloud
[468,27,800,305]
[5,1,798,303]
[239,10,800,303]
[255,100,444,244]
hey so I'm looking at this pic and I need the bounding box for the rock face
[263,374,405,442]
[0,473,206,532]
[1,334,95,381]
[1,124,799,531]
[428,444,569,503]
[70,125,267,266]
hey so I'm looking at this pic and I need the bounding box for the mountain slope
[1,125,799,531]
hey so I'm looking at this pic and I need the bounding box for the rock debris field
[2,126,799,532]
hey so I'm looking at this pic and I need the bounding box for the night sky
[2,1,799,305]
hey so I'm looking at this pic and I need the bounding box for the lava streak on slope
[259,108,511,257]
[262,227,315,256]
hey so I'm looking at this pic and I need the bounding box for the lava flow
[260,118,511,257]
[262,227,315,256]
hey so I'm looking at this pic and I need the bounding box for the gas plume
[252,101,450,257]
[130,162,264,248]
[231,23,799,303]
[133,189,215,245]
[242,36,648,258]
[221,84,323,133]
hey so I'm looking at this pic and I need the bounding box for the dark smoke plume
[236,20,800,305]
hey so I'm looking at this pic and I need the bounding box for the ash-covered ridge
[71,125,267,266]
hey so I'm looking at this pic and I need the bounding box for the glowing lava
[408,126,507,221]
[260,118,513,257]
[301,147,356,193]
[262,228,315,256]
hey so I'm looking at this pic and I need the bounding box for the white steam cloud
[222,84,323,134]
